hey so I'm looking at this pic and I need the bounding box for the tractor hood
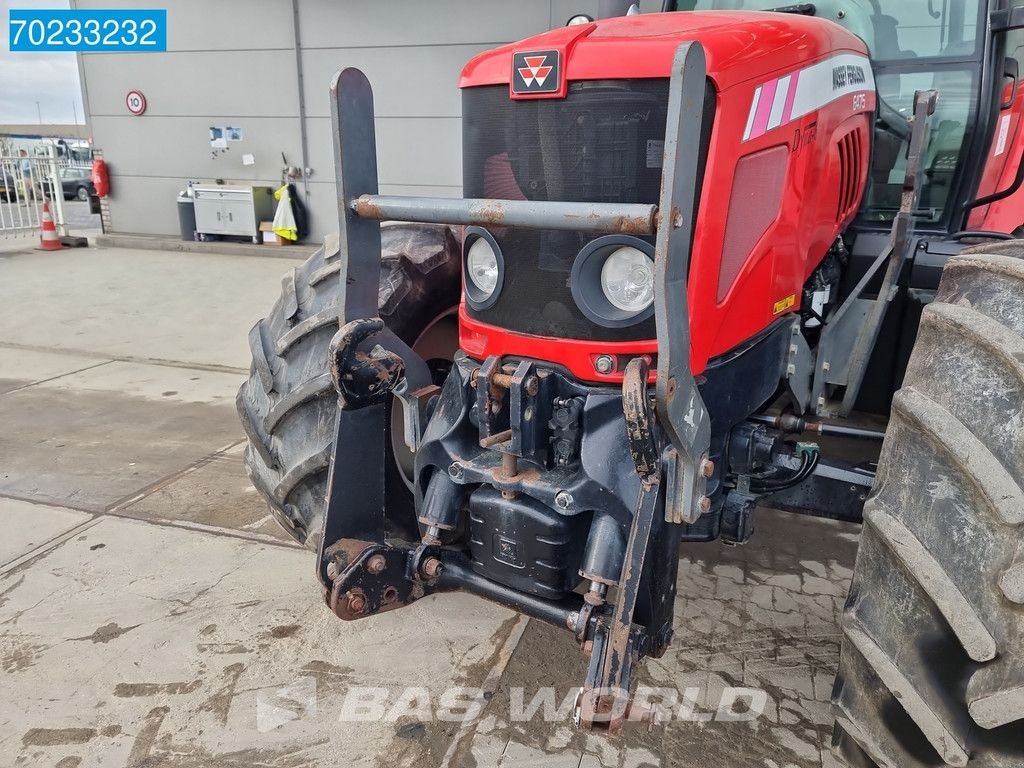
[458,10,869,95]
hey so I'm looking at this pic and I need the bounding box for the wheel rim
[77,187,88,201]
[390,311,459,492]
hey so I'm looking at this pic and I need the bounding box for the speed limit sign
[125,90,147,116]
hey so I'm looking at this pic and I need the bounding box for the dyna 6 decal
[743,53,875,142]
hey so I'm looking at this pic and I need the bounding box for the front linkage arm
[318,46,712,731]
[575,42,713,732]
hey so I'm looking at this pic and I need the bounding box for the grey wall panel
[104,174,189,236]
[83,51,300,117]
[550,0,601,25]
[77,1,573,239]
[89,116,299,183]
[298,0,553,48]
[303,116,461,188]
[300,44,493,119]
[75,0,294,51]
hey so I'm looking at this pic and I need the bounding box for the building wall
[76,0,600,243]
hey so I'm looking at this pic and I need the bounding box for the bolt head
[700,458,715,478]
[555,491,574,510]
[421,557,443,578]
[594,355,615,375]
[448,462,464,480]
[698,495,712,514]
[347,593,366,613]
[366,554,386,574]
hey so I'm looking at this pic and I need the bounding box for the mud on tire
[236,224,460,549]
[832,241,1024,767]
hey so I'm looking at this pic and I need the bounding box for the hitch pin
[480,429,513,448]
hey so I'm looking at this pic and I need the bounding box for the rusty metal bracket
[653,42,712,525]
[329,318,405,409]
[576,357,660,732]
[326,541,423,620]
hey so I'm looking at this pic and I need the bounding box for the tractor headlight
[463,227,504,310]
[600,246,654,313]
[571,236,657,327]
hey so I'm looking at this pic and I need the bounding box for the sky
[0,0,84,124]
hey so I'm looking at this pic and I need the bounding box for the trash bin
[176,193,196,241]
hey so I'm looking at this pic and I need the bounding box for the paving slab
[0,247,297,369]
[0,515,517,768]
[115,442,291,542]
[449,508,860,768]
[0,498,92,566]
[0,348,109,395]
[33,359,241,405]
[0,361,243,511]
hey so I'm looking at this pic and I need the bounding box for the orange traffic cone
[37,201,63,251]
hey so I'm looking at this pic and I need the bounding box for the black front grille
[462,79,714,342]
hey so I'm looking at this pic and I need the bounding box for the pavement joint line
[0,516,101,576]
[0,490,298,554]
[102,511,301,549]
[0,341,249,376]
[104,439,247,513]
[439,613,531,768]
[0,491,97,515]
[0,359,116,396]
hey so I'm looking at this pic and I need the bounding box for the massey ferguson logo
[512,50,560,95]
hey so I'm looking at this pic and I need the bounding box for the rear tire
[832,241,1024,766]
[236,224,460,549]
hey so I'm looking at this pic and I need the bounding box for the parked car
[0,172,16,202]
[38,168,95,202]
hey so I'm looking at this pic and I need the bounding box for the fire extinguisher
[91,158,109,198]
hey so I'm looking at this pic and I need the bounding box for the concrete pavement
[0,242,859,767]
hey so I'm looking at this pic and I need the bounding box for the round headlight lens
[466,237,499,296]
[600,246,655,313]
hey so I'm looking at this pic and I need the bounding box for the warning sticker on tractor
[646,140,664,169]
[773,294,796,315]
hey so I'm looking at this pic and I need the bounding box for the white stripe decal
[767,74,791,130]
[743,53,874,142]
[743,85,762,141]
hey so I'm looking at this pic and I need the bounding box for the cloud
[0,0,84,124]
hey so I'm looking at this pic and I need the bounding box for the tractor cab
[682,0,1020,234]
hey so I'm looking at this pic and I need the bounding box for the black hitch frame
[317,43,712,731]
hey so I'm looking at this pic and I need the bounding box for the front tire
[832,241,1024,766]
[236,224,460,548]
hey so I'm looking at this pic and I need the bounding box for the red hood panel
[459,11,868,92]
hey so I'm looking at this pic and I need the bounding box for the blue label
[8,9,167,52]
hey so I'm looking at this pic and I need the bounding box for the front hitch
[317,42,713,733]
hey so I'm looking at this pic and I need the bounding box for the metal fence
[0,146,66,240]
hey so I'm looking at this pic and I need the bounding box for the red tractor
[238,2,1024,763]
